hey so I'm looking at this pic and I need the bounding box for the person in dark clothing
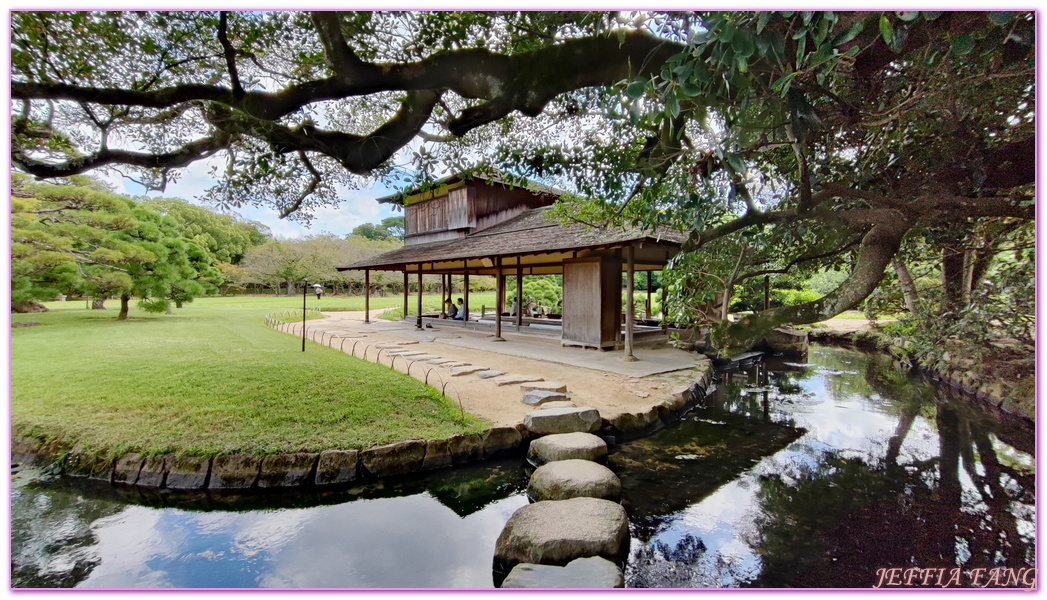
[444,298,458,319]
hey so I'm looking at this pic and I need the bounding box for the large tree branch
[13,131,232,179]
[217,12,243,96]
[712,218,910,354]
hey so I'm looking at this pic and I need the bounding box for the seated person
[444,298,458,319]
[452,297,466,320]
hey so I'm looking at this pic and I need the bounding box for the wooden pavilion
[338,174,686,359]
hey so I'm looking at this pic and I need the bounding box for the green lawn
[11,297,488,458]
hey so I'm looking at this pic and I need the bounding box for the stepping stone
[388,350,426,357]
[528,459,621,502]
[538,400,577,410]
[502,557,624,588]
[528,432,608,465]
[496,376,545,387]
[493,498,628,585]
[407,355,438,361]
[525,407,601,435]
[442,362,470,368]
[522,390,569,406]
[426,358,455,365]
[521,381,567,393]
[374,343,403,349]
[451,365,489,376]
[397,341,420,345]
[477,370,504,379]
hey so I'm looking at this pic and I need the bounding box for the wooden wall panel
[562,259,601,346]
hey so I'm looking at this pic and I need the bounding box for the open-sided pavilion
[338,174,686,360]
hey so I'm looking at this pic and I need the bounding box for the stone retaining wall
[808,328,1034,422]
[13,358,715,491]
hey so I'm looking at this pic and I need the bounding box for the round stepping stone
[493,498,628,585]
[522,390,569,406]
[521,381,567,393]
[501,557,624,588]
[528,432,607,465]
[477,370,504,379]
[524,407,601,435]
[528,459,621,502]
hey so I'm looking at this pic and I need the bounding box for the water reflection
[11,460,529,588]
[621,346,1035,588]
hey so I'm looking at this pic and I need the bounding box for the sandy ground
[279,310,709,428]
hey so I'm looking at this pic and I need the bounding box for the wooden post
[463,268,470,322]
[624,246,637,361]
[494,257,505,341]
[515,266,523,331]
[646,270,653,319]
[364,269,371,324]
[764,275,770,311]
[440,274,447,318]
[403,270,409,321]
[416,270,423,329]
[661,268,669,334]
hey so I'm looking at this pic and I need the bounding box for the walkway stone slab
[315,450,359,486]
[521,381,567,393]
[374,344,404,349]
[442,362,470,368]
[388,350,426,357]
[451,365,488,376]
[538,400,577,410]
[524,407,601,434]
[496,376,544,386]
[528,432,608,465]
[258,453,318,488]
[522,390,569,406]
[425,358,455,365]
[210,455,260,489]
[493,498,629,585]
[501,557,625,588]
[477,370,504,379]
[528,459,621,502]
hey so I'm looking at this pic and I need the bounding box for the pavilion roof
[338,207,687,272]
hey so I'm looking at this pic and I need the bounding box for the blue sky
[111,159,402,240]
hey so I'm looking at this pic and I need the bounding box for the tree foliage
[11,175,222,318]
[11,11,1035,350]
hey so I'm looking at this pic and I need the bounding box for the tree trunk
[286,277,296,297]
[118,294,130,320]
[175,299,184,308]
[92,298,106,310]
[714,220,908,355]
[891,257,919,314]
[941,245,966,314]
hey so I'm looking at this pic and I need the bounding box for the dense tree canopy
[11,11,1035,350]
[11,175,223,318]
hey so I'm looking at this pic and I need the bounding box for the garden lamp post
[303,281,324,351]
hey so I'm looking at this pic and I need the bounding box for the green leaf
[833,19,865,45]
[626,78,648,99]
[679,78,702,97]
[756,12,771,35]
[879,14,894,46]
[717,22,736,43]
[692,61,711,84]
[895,11,919,22]
[732,31,755,57]
[771,72,795,95]
[665,92,680,119]
[988,12,1015,27]
[724,152,746,173]
[951,33,974,56]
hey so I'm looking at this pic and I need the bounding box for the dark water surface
[11,346,1035,588]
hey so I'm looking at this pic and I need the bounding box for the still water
[11,346,1035,588]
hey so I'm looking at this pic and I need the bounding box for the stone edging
[808,328,1033,422]
[12,356,716,491]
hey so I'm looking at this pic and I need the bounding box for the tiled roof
[338,207,687,271]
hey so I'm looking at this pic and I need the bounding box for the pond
[11,345,1035,589]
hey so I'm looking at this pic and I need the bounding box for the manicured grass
[11,298,489,458]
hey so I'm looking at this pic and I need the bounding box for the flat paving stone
[374,343,404,349]
[538,400,577,410]
[451,365,488,376]
[522,390,569,406]
[477,370,504,379]
[387,350,427,357]
[406,354,438,361]
[525,407,601,434]
[521,381,568,393]
[496,376,545,387]
[425,358,455,365]
[442,362,470,368]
